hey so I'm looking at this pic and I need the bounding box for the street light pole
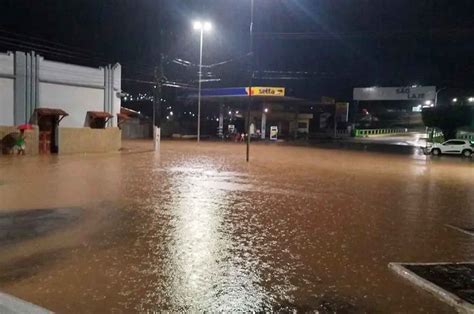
[197,28,204,143]
[193,21,211,143]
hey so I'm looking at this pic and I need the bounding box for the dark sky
[0,0,473,99]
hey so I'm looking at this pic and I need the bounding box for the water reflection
[164,165,270,311]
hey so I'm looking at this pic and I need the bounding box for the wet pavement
[1,140,474,312]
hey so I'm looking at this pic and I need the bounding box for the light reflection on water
[166,167,268,311]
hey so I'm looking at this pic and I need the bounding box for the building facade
[0,51,122,154]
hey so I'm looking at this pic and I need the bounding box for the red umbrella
[17,123,34,130]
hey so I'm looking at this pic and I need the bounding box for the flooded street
[1,141,474,312]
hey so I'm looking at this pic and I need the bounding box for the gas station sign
[248,87,285,97]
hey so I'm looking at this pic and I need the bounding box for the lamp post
[193,20,212,142]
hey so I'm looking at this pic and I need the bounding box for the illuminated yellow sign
[247,87,285,96]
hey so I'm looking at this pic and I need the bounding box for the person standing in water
[15,130,26,155]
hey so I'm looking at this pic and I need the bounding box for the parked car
[427,139,474,157]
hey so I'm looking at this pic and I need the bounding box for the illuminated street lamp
[193,20,212,142]
[452,98,458,103]
[468,97,474,103]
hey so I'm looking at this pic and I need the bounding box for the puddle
[0,208,82,246]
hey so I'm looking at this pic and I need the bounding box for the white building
[0,51,121,127]
[0,51,122,154]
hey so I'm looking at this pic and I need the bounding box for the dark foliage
[422,105,472,140]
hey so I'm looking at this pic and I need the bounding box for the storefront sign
[353,86,436,101]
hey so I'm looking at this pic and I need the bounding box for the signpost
[154,126,160,151]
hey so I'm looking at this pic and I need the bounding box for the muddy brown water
[1,140,474,312]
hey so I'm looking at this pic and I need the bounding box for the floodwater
[1,140,474,312]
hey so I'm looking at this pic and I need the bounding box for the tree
[422,105,472,140]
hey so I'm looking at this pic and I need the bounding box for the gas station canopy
[194,87,313,105]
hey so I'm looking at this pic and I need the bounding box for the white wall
[0,52,14,76]
[0,53,14,126]
[0,78,14,126]
[39,59,104,88]
[39,83,105,127]
[0,51,121,128]
[112,64,121,127]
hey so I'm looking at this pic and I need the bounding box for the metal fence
[354,128,408,137]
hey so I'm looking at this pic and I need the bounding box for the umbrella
[17,123,34,130]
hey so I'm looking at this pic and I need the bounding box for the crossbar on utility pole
[246,0,254,162]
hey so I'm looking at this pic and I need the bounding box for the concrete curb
[446,224,474,236]
[0,292,51,314]
[389,262,474,314]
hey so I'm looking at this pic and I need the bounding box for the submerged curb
[0,292,51,314]
[389,262,474,314]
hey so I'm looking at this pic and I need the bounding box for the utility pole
[153,54,165,151]
[246,0,254,162]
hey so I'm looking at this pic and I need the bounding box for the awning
[87,111,113,119]
[35,108,69,117]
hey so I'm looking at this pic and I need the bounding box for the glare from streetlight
[469,97,474,103]
[264,108,269,113]
[452,98,458,103]
[193,21,202,30]
[193,20,212,31]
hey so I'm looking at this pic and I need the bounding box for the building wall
[0,78,14,125]
[0,51,121,127]
[40,59,104,87]
[58,127,121,154]
[0,52,14,126]
[121,118,153,139]
[112,63,121,126]
[39,83,105,127]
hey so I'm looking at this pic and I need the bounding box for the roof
[87,111,113,119]
[117,113,130,120]
[121,107,142,118]
[35,108,69,116]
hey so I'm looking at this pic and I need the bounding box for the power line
[255,28,474,40]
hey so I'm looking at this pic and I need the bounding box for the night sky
[0,0,473,100]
